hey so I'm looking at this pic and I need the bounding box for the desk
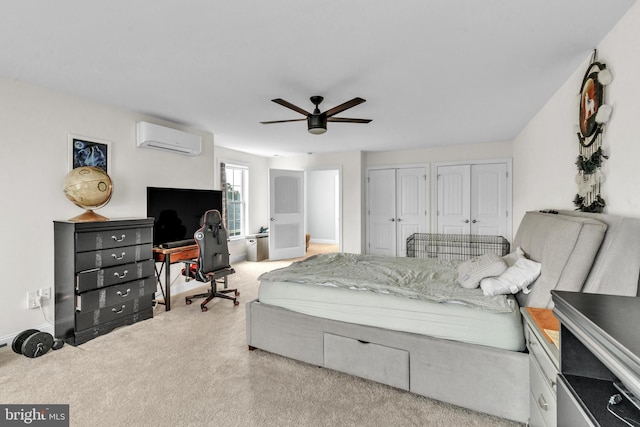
[153,245,199,311]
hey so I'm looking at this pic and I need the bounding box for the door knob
[389,218,395,222]
[270,217,276,221]
[397,218,402,222]
[472,219,479,223]
[462,219,469,223]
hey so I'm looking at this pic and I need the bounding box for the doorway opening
[305,168,341,252]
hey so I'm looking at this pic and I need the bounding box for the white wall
[0,77,219,345]
[364,141,513,166]
[512,2,640,226]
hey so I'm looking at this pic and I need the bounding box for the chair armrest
[181,259,197,281]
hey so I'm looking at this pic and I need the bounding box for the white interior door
[437,164,471,234]
[396,167,427,257]
[367,169,396,256]
[471,163,508,237]
[269,169,305,260]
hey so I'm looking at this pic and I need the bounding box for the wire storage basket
[406,233,510,261]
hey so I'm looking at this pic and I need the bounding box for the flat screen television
[146,186,223,247]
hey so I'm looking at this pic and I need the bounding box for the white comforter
[259,253,514,313]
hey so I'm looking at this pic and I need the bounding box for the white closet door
[437,162,510,239]
[471,163,508,237]
[396,167,427,257]
[269,169,305,260]
[367,167,427,256]
[437,164,471,234]
[367,168,397,256]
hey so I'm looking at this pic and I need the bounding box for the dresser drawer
[75,295,154,331]
[77,277,156,312]
[75,226,152,252]
[526,324,558,393]
[528,392,548,427]
[323,333,409,390]
[76,259,155,293]
[530,357,557,427]
[76,243,152,271]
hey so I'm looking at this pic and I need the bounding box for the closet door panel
[437,165,471,234]
[368,169,397,256]
[471,163,507,237]
[396,168,427,257]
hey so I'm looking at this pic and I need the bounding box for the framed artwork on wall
[68,134,111,173]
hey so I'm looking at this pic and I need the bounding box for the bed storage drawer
[323,333,409,390]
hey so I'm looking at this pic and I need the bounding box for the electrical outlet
[38,287,51,300]
[27,291,40,309]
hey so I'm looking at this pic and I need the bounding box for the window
[222,163,248,238]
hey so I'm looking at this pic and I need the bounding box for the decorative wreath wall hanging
[574,50,612,213]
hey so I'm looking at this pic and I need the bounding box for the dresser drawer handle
[116,289,131,297]
[111,305,126,314]
[538,394,548,411]
[111,234,126,242]
[113,270,128,279]
[112,252,126,260]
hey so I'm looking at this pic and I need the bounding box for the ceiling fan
[260,96,372,135]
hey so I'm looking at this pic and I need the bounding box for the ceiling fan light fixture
[308,126,327,135]
[307,115,327,135]
[262,96,369,135]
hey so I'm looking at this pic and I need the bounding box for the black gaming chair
[183,209,238,311]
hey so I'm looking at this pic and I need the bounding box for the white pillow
[480,257,542,296]
[457,252,508,289]
[502,247,524,267]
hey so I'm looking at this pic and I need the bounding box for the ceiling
[0,1,636,157]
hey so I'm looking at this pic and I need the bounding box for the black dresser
[54,218,155,345]
[552,290,640,426]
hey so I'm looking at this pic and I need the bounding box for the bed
[245,210,640,423]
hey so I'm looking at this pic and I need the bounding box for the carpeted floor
[0,245,523,426]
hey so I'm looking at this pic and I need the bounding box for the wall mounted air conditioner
[136,121,202,156]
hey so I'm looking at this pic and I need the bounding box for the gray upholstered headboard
[555,210,640,297]
[512,210,640,308]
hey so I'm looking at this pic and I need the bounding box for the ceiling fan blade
[260,118,307,124]
[271,99,310,116]
[327,117,372,123]
[323,97,366,118]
